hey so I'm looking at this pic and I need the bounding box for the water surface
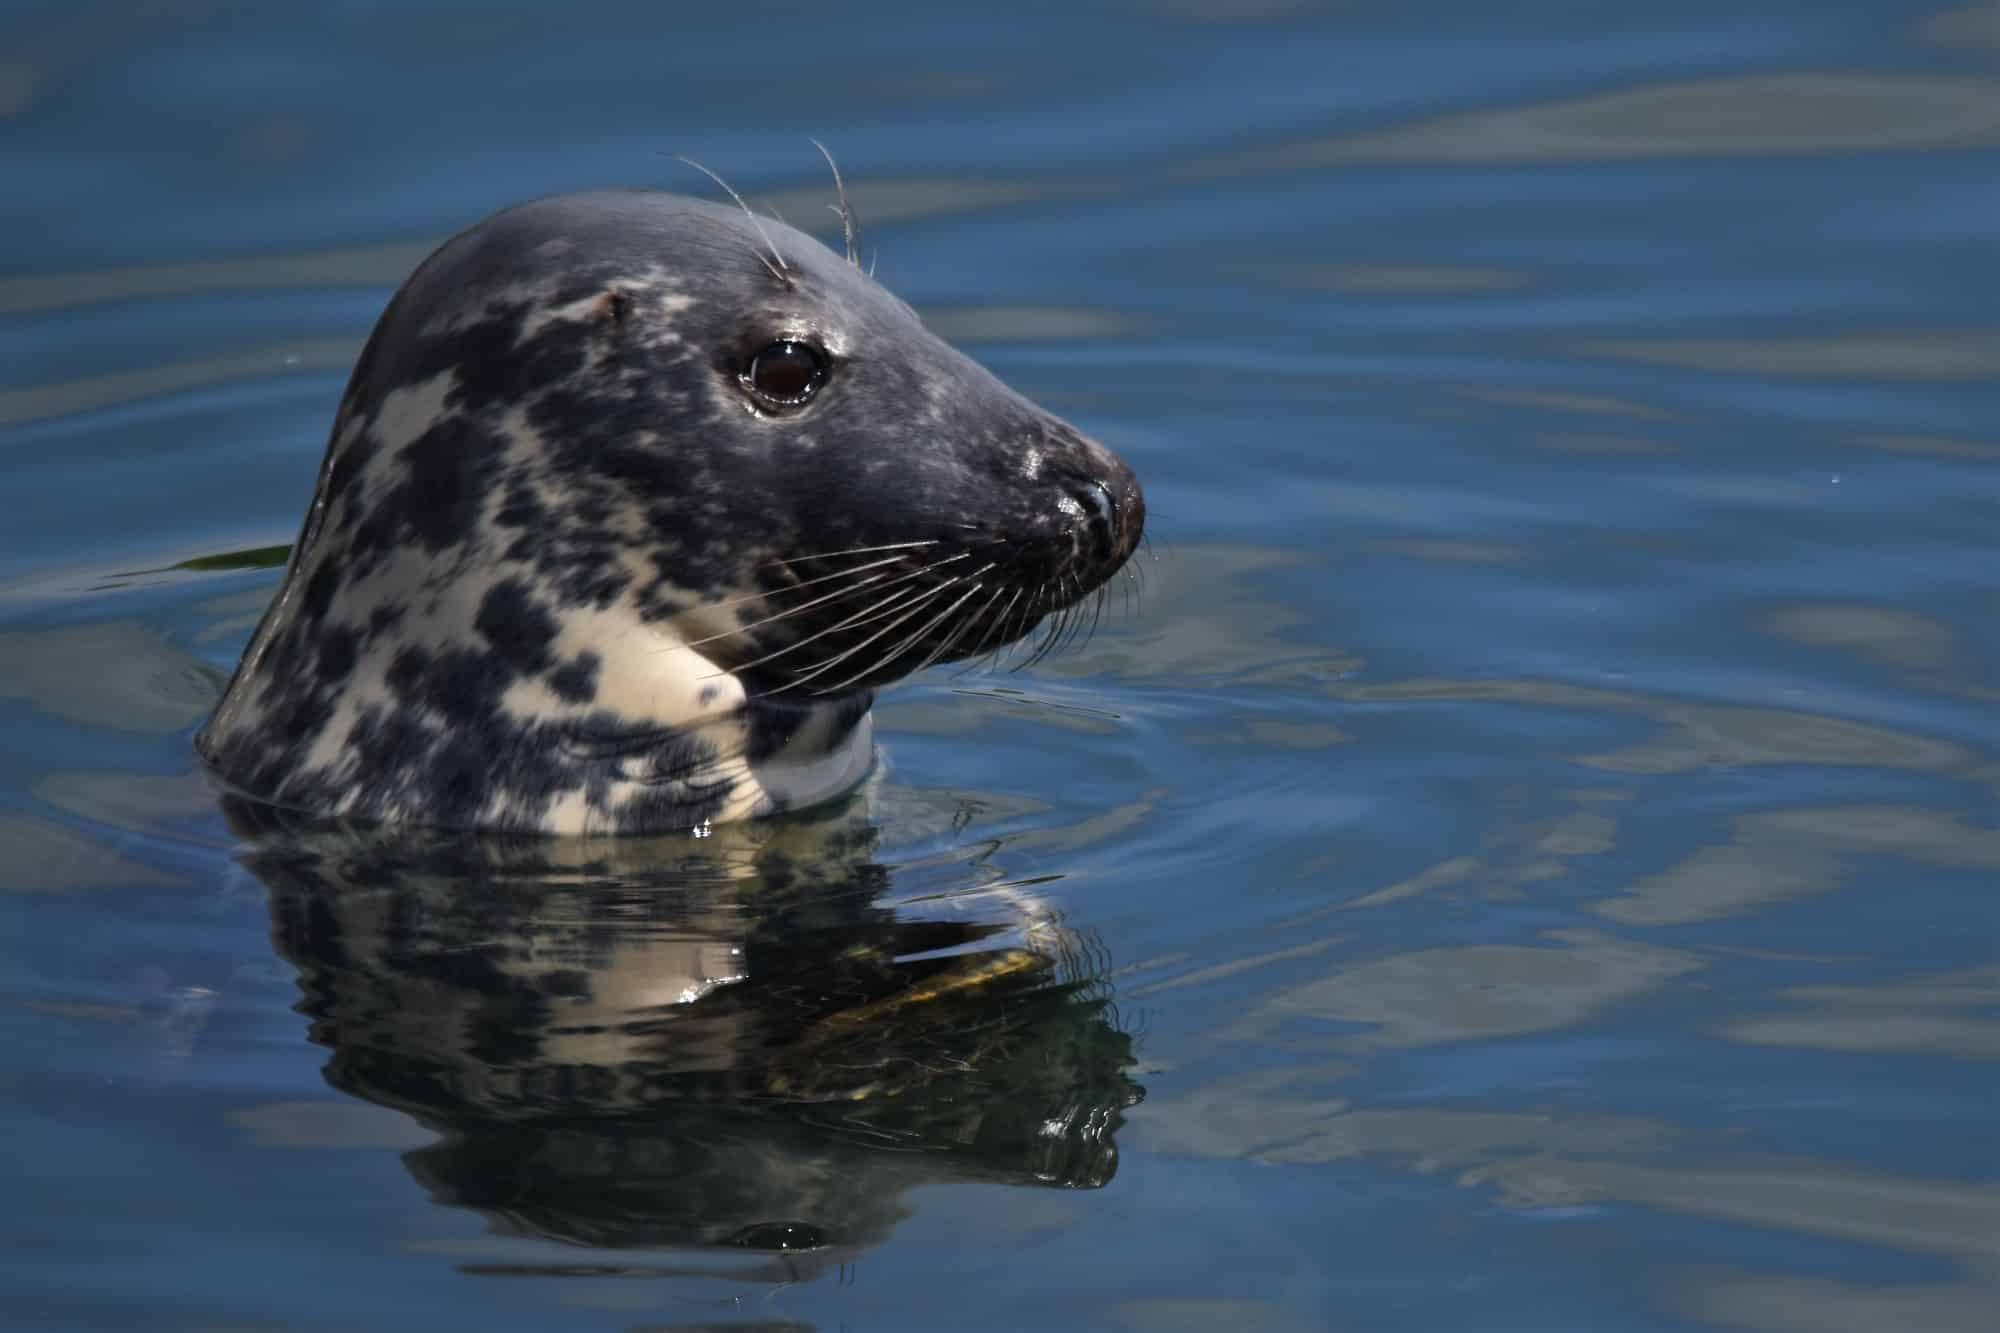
[4,2,1998,1330]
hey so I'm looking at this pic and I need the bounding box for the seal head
[197,190,1144,834]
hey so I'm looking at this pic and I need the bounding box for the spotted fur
[198,190,1144,834]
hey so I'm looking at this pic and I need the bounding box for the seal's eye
[742,339,828,408]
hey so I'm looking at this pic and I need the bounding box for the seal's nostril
[1068,479,1119,561]
[1079,479,1117,524]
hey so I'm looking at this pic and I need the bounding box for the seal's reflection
[231,793,1141,1277]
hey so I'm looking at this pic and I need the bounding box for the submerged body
[198,189,1143,833]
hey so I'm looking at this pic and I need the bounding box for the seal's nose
[1105,456,1145,562]
[1057,446,1144,575]
[1072,479,1120,562]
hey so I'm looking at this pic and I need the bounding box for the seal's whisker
[1060,574,1092,656]
[816,561,979,633]
[692,553,911,618]
[943,588,999,678]
[1076,583,1107,654]
[908,581,999,677]
[811,138,861,268]
[960,585,1013,664]
[683,210,792,288]
[689,550,976,646]
[890,570,998,671]
[809,569,993,695]
[1061,594,1089,656]
[771,539,938,565]
[957,584,1027,677]
[1016,583,1074,672]
[760,579,964,695]
[1000,584,1042,669]
[1001,586,1050,673]
[1046,579,1077,662]
[714,578,941,679]
[980,584,1024,652]
[676,156,791,285]
[681,567,909,648]
[1067,581,1093,652]
[1016,616,1057,673]
[718,549,984,677]
[990,609,1029,672]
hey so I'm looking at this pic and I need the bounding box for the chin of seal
[196,189,1144,834]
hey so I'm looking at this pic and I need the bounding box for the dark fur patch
[367,603,406,640]
[400,416,501,554]
[547,652,601,705]
[475,579,560,675]
[316,626,359,681]
[301,561,342,624]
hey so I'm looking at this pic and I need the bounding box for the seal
[196,187,1144,834]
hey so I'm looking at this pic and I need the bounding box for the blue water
[5,2,1999,1329]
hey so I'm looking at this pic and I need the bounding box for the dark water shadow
[224,792,1142,1282]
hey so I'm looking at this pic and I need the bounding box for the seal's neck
[198,540,877,835]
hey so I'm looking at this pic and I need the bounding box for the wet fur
[198,190,1143,834]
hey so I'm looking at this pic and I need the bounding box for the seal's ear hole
[742,339,830,408]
